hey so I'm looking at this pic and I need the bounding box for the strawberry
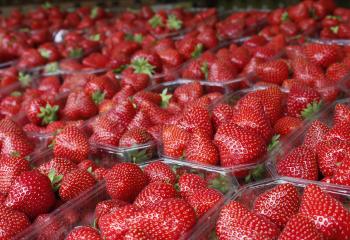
[0,93,22,118]
[105,163,148,202]
[89,116,125,147]
[182,60,205,80]
[119,128,154,147]
[253,183,300,228]
[229,46,251,71]
[208,59,237,83]
[216,201,280,240]
[134,181,176,208]
[326,62,350,83]
[178,173,207,198]
[63,91,98,121]
[85,75,119,101]
[99,205,140,239]
[66,226,102,240]
[185,130,219,165]
[177,37,203,59]
[5,170,56,218]
[299,184,350,239]
[53,126,89,164]
[211,103,235,129]
[286,85,322,119]
[124,228,150,239]
[136,198,196,239]
[291,57,324,87]
[112,85,135,105]
[120,67,150,92]
[59,169,96,202]
[143,161,176,185]
[304,43,341,68]
[157,48,183,68]
[27,98,59,126]
[323,158,350,187]
[95,199,128,224]
[256,59,289,85]
[0,205,30,239]
[127,110,153,131]
[274,116,303,136]
[132,91,162,107]
[179,106,213,137]
[276,145,319,180]
[186,187,223,217]
[38,157,77,177]
[77,159,98,172]
[333,103,350,126]
[317,139,350,177]
[279,214,323,240]
[303,120,330,149]
[214,122,267,167]
[162,125,191,158]
[173,82,203,105]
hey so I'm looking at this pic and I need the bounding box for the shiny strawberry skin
[143,161,176,185]
[0,205,31,239]
[66,226,102,240]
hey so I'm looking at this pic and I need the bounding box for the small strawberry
[5,170,56,218]
[127,110,153,131]
[77,159,98,172]
[276,145,319,180]
[143,161,176,185]
[0,205,31,239]
[299,184,350,239]
[278,214,323,240]
[186,188,223,217]
[162,125,191,158]
[84,75,119,101]
[253,183,300,228]
[63,91,98,121]
[256,59,289,85]
[273,116,303,136]
[59,169,96,202]
[66,226,102,240]
[105,163,148,202]
[134,181,176,208]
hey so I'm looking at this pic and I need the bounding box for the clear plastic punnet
[188,176,350,239]
[14,158,238,240]
[266,98,350,189]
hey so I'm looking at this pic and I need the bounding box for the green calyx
[42,2,53,9]
[128,149,152,164]
[245,164,266,183]
[301,100,323,120]
[10,91,22,97]
[113,65,128,74]
[160,88,172,108]
[167,15,183,30]
[131,57,155,76]
[148,15,164,29]
[18,72,32,87]
[326,15,341,20]
[90,7,99,19]
[330,26,339,34]
[200,62,209,80]
[268,134,280,152]
[125,33,143,43]
[48,169,63,192]
[10,151,20,158]
[39,48,51,59]
[44,62,59,74]
[92,91,106,105]
[208,174,230,194]
[69,48,83,58]
[90,34,100,41]
[281,12,289,22]
[38,103,59,126]
[191,44,203,59]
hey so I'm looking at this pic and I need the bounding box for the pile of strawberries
[1,0,350,239]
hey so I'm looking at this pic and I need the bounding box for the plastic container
[15,158,238,240]
[188,176,350,239]
[266,98,350,188]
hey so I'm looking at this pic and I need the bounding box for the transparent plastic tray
[188,176,350,239]
[15,158,239,240]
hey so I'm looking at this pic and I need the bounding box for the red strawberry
[0,205,31,239]
[66,226,102,240]
[173,82,203,106]
[292,57,324,86]
[326,62,349,83]
[286,85,322,119]
[276,145,319,180]
[157,48,183,68]
[143,161,176,185]
[119,128,154,147]
[77,159,98,172]
[95,199,128,224]
[136,198,196,239]
[0,156,30,195]
[59,169,96,202]
[299,184,350,239]
[212,103,235,129]
[253,183,300,228]
[63,91,98,120]
[127,110,153,131]
[256,59,289,85]
[333,103,350,126]
[186,187,223,217]
[105,163,148,202]
[120,67,150,92]
[38,157,77,177]
[27,98,59,126]
[112,85,135,105]
[179,106,213,137]
[230,46,251,71]
[178,173,207,198]
[132,91,161,108]
[216,201,280,240]
[317,139,350,177]
[53,126,89,164]
[208,59,237,83]
[274,116,303,136]
[177,37,203,59]
[124,228,150,239]
[181,60,205,80]
[185,130,219,165]
[134,181,176,208]
[214,122,267,167]
[0,94,22,118]
[85,75,119,101]
[303,120,330,149]
[5,170,56,218]
[162,125,191,158]
[304,43,341,68]
[279,214,323,240]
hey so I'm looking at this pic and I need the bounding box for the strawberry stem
[38,103,59,126]
[301,100,323,120]
[244,164,266,183]
[167,15,183,30]
[191,44,203,59]
[90,7,99,19]
[330,26,339,34]
[208,174,230,194]
[129,149,151,163]
[10,91,22,97]
[48,169,63,191]
[92,91,106,105]
[39,49,51,59]
[200,62,209,80]
[18,72,32,87]
[281,12,289,22]
[268,134,280,152]
[131,58,155,76]
[113,64,128,74]
[160,88,172,108]
[89,34,100,41]
[69,48,83,58]
[148,15,164,29]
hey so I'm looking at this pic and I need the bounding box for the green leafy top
[160,88,172,108]
[90,7,99,19]
[42,2,53,9]
[38,103,60,126]
[330,26,339,34]
[89,34,100,41]
[131,58,155,76]
[18,72,32,87]
[92,91,106,105]
[301,100,323,120]
[39,48,51,59]
[167,15,183,30]
[44,62,59,74]
[191,43,203,59]
[149,15,164,29]
[200,62,209,80]
[125,33,143,43]
[281,12,289,22]
[69,48,83,58]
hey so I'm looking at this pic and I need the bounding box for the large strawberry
[26,98,59,126]
[216,201,280,239]
[214,122,267,167]
[63,91,98,120]
[136,198,196,240]
[186,187,223,217]
[66,226,102,240]
[276,145,319,180]
[5,170,56,218]
[173,82,203,106]
[105,163,148,202]
[299,184,350,239]
[279,214,323,240]
[119,128,154,147]
[143,161,177,185]
[253,183,300,228]
[38,157,77,177]
[304,43,341,68]
[0,205,31,239]
[162,125,191,158]
[179,105,213,137]
[303,120,329,149]
[53,126,89,164]
[256,59,289,85]
[59,169,97,202]
[95,199,128,225]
